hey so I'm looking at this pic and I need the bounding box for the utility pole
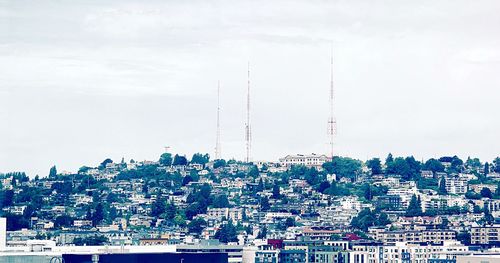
[215,81,221,160]
[327,45,337,158]
[245,62,252,163]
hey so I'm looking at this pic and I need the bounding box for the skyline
[1,0,500,176]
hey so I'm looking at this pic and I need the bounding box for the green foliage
[49,166,57,178]
[92,203,105,226]
[272,183,280,199]
[423,158,445,173]
[248,165,259,177]
[159,153,173,166]
[317,181,331,194]
[257,225,267,239]
[465,190,481,200]
[185,184,212,219]
[188,218,207,235]
[4,213,29,230]
[304,167,321,185]
[151,197,167,217]
[386,157,421,181]
[0,190,14,208]
[173,154,188,166]
[366,158,382,175]
[438,176,448,195]
[260,196,270,211]
[385,153,394,166]
[484,162,490,175]
[322,157,362,180]
[350,208,391,231]
[480,187,493,198]
[324,181,351,196]
[55,215,73,228]
[405,194,423,216]
[214,221,238,243]
[457,231,471,245]
[73,235,108,246]
[98,159,113,170]
[213,194,230,208]
[494,157,500,173]
[213,159,227,169]
[191,153,210,165]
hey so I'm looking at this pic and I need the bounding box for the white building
[279,154,331,169]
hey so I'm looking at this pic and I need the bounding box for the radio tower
[215,81,221,160]
[327,46,337,158]
[245,62,252,163]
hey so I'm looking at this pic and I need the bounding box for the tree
[92,203,105,226]
[423,159,445,174]
[151,197,167,217]
[494,157,500,173]
[285,217,296,228]
[173,154,188,166]
[260,196,270,211]
[159,153,173,166]
[248,165,259,177]
[98,159,113,170]
[480,187,493,199]
[0,190,14,208]
[49,165,57,178]
[182,175,193,186]
[406,194,423,217]
[191,153,210,165]
[483,206,494,225]
[366,158,382,175]
[484,162,490,175]
[188,218,207,235]
[213,159,227,169]
[322,157,362,180]
[272,183,280,199]
[165,202,177,221]
[438,176,448,195]
[457,231,471,245]
[257,226,267,239]
[55,215,73,228]
[350,209,390,231]
[214,221,238,243]
[213,195,230,208]
[385,153,394,166]
[363,184,373,200]
[256,178,264,192]
[317,181,331,194]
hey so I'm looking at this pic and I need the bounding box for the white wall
[0,217,7,249]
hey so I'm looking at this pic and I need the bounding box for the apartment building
[471,224,500,246]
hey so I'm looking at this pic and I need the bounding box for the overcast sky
[1,0,499,176]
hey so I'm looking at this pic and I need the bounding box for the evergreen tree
[484,162,490,175]
[438,176,448,195]
[272,183,280,199]
[257,226,267,239]
[406,194,423,216]
[49,166,57,178]
[151,197,167,217]
[260,196,270,211]
[159,153,173,166]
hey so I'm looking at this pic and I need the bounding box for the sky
[1,0,499,176]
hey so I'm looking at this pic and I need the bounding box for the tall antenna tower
[215,81,221,160]
[327,45,337,158]
[245,62,252,163]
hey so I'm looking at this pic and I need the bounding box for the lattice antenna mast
[327,45,337,158]
[215,81,221,160]
[245,62,252,163]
